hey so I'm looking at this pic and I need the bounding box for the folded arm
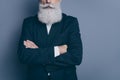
[52,18,83,67]
[17,19,55,65]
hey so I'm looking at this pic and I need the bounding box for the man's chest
[32,23,69,48]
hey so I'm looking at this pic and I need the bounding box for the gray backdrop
[0,0,120,80]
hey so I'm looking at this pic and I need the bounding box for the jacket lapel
[47,21,62,46]
[35,14,63,46]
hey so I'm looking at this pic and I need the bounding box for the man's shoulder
[23,14,37,23]
[62,13,78,23]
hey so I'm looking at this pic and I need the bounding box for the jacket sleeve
[52,18,83,67]
[17,19,55,65]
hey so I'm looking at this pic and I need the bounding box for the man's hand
[58,44,68,54]
[23,40,39,49]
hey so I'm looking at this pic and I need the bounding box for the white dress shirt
[46,24,60,57]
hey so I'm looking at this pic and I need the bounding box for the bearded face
[38,0,62,24]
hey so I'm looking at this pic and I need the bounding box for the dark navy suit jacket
[17,13,83,80]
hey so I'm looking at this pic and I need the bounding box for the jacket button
[48,72,50,76]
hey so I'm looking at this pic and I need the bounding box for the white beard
[37,2,62,24]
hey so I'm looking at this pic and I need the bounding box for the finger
[23,41,26,46]
[66,45,68,48]
[24,41,29,48]
[63,45,67,49]
[27,40,39,48]
[24,41,28,47]
[27,40,35,45]
[27,40,36,47]
[35,45,39,48]
[64,45,67,48]
[26,41,34,48]
[27,41,38,48]
[24,41,30,48]
[63,49,67,53]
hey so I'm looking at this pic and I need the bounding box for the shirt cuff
[54,46,60,57]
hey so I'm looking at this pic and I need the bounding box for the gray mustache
[40,4,55,9]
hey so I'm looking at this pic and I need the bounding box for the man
[17,0,83,80]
